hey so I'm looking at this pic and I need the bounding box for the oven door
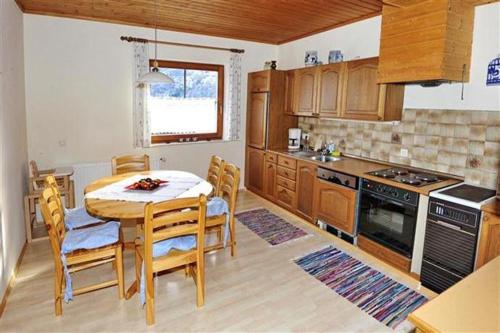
[358,191,418,258]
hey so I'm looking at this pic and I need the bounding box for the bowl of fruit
[125,178,168,191]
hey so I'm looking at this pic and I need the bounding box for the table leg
[124,218,143,299]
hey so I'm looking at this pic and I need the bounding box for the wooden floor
[0,190,435,332]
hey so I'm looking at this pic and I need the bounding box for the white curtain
[133,42,152,148]
[224,53,242,141]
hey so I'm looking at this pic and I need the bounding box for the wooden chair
[24,160,75,242]
[111,154,150,175]
[206,155,225,196]
[111,154,150,249]
[135,195,207,325]
[39,186,124,316]
[205,163,240,256]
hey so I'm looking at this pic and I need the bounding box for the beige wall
[0,0,28,297]
[278,3,500,111]
[24,15,277,178]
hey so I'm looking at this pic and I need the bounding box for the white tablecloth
[85,171,211,203]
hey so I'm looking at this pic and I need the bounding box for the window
[149,60,224,144]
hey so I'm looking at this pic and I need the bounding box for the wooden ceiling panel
[16,0,383,44]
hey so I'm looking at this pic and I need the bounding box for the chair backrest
[207,155,225,196]
[143,195,207,261]
[39,186,65,269]
[111,154,150,175]
[218,163,240,216]
[45,175,66,218]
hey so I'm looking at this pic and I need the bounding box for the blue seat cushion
[61,221,120,254]
[207,196,229,217]
[64,207,103,230]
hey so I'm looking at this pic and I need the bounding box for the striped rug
[295,246,427,329]
[235,208,308,246]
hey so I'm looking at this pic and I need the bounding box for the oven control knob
[376,185,383,192]
[403,193,411,201]
[344,180,350,186]
[392,190,398,197]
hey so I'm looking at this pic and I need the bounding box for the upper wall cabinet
[378,0,475,84]
[285,58,404,121]
[317,63,344,118]
[294,67,318,116]
[342,58,404,121]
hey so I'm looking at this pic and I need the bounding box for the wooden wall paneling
[378,0,475,83]
[17,0,383,44]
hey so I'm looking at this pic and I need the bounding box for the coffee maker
[288,128,301,151]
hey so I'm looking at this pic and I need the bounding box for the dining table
[84,170,213,299]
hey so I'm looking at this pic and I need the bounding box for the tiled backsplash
[299,109,500,189]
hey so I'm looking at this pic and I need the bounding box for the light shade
[137,68,174,84]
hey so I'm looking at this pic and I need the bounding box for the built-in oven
[358,178,419,258]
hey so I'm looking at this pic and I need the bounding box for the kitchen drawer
[266,152,277,163]
[276,185,295,210]
[278,155,297,170]
[358,235,411,272]
[277,176,296,191]
[277,166,296,181]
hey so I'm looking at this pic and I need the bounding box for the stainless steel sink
[288,151,317,158]
[310,155,342,162]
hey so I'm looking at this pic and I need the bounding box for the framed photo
[305,51,318,66]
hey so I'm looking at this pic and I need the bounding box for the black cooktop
[440,184,496,203]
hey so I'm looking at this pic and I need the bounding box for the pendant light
[137,0,173,84]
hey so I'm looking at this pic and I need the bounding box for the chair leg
[145,270,155,325]
[195,261,205,308]
[54,268,63,316]
[229,217,236,257]
[115,245,124,299]
[24,196,32,243]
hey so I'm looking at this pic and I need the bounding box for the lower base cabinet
[246,147,265,195]
[476,211,500,268]
[296,161,317,222]
[313,178,357,234]
[264,160,277,200]
[358,235,411,272]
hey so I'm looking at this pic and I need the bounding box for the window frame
[149,59,224,144]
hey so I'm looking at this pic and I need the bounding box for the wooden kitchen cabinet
[317,63,343,118]
[294,67,318,116]
[476,209,500,269]
[248,71,270,92]
[342,57,404,121]
[264,159,277,200]
[246,147,266,195]
[296,161,317,222]
[284,70,295,115]
[313,178,357,234]
[247,92,268,149]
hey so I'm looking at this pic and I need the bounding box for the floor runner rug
[235,208,308,246]
[294,246,427,329]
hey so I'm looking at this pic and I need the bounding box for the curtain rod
[120,36,245,54]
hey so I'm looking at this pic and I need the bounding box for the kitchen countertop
[408,255,500,333]
[270,150,462,196]
[482,199,500,215]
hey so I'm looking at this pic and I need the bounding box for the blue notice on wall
[486,56,500,86]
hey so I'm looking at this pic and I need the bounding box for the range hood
[377,0,475,85]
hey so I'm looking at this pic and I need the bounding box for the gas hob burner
[415,173,439,182]
[372,170,396,178]
[390,168,409,175]
[399,176,422,185]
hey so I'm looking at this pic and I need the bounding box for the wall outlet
[400,148,409,157]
